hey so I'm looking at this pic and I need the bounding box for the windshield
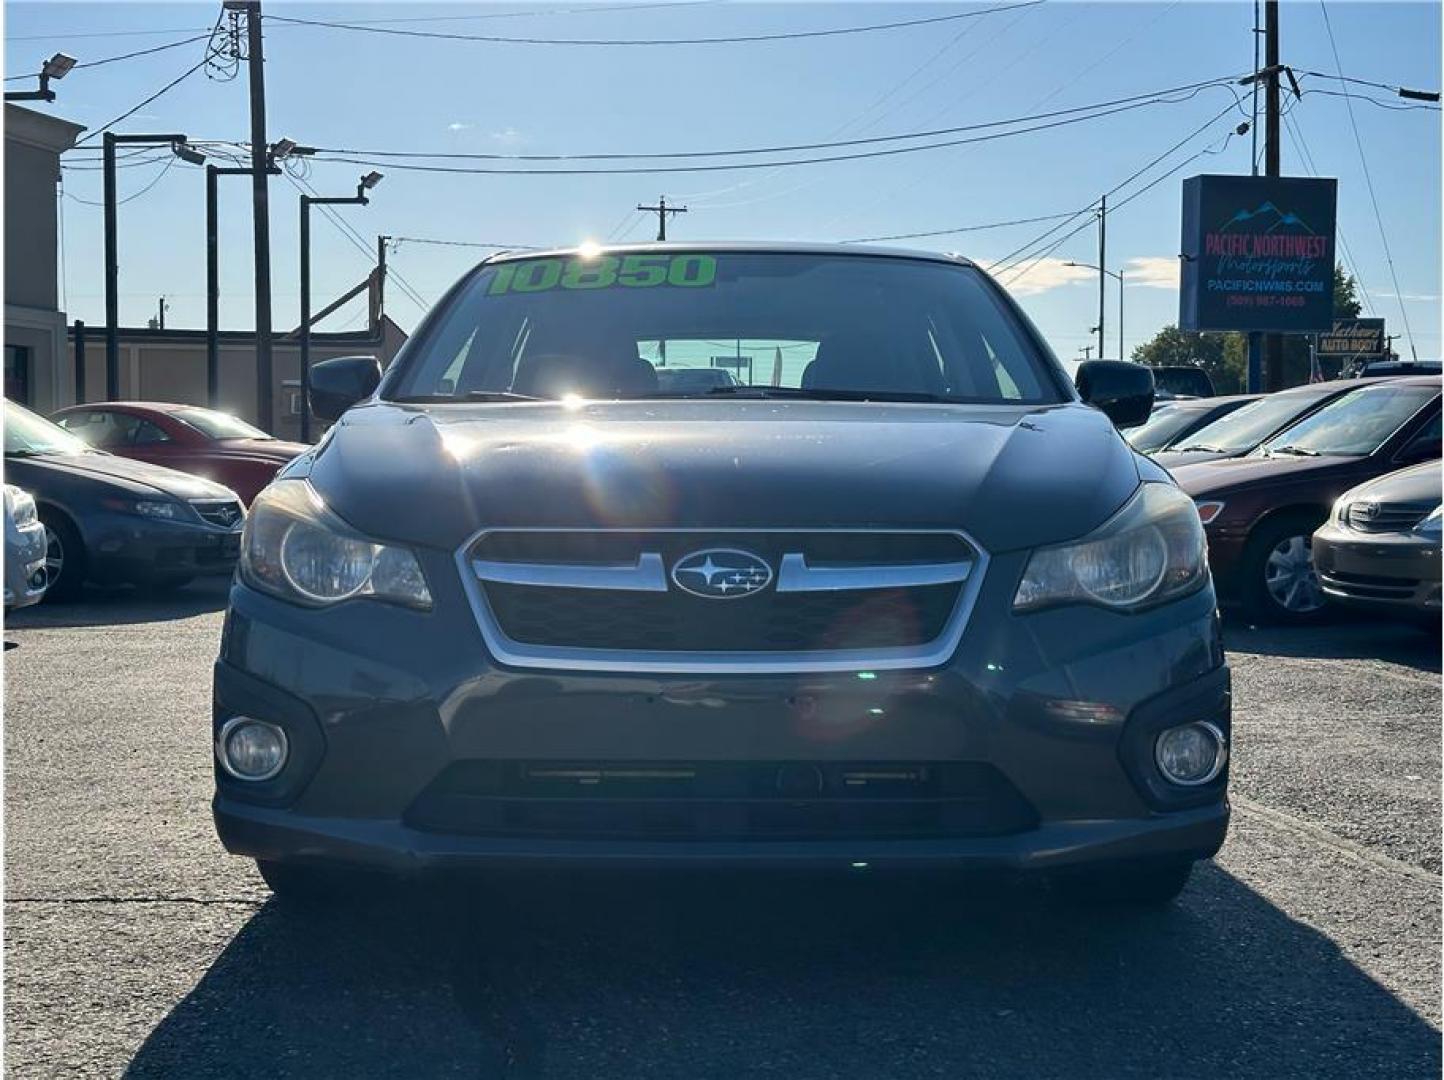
[5,401,94,456]
[171,407,271,441]
[1126,407,1199,453]
[391,252,1065,405]
[1151,368,1213,397]
[1177,392,1326,453]
[1257,384,1437,457]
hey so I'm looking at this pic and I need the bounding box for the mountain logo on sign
[1218,202,1317,235]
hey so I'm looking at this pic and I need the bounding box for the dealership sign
[1316,317,1387,363]
[1179,175,1338,333]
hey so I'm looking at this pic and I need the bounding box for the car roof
[1166,393,1257,410]
[483,240,976,269]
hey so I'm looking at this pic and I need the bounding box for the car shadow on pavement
[1224,615,1440,673]
[3,578,230,631]
[125,863,1440,1080]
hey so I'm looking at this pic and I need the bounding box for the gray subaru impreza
[213,243,1229,906]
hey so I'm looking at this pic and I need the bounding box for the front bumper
[1312,522,1442,617]
[4,521,48,609]
[85,511,241,585]
[212,546,1231,875]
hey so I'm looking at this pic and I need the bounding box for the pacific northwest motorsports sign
[1316,317,1387,364]
[1179,175,1338,333]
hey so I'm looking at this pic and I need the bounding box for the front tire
[37,510,86,602]
[1239,512,1329,625]
[1050,859,1195,907]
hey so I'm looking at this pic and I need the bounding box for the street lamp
[299,172,382,440]
[1065,261,1125,361]
[5,52,76,103]
[102,133,206,399]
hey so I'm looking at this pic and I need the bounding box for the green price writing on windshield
[488,253,717,296]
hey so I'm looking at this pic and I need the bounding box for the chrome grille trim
[472,552,667,592]
[454,527,989,674]
[775,552,973,593]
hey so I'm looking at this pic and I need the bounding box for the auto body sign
[1179,175,1338,333]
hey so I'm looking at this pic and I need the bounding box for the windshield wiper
[1268,444,1322,457]
[1176,443,1228,453]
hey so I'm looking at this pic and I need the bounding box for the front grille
[404,760,1038,841]
[465,530,980,664]
[485,581,958,651]
[1346,500,1433,533]
[191,499,244,529]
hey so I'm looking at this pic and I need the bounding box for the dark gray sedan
[3,401,246,599]
[1313,461,1442,620]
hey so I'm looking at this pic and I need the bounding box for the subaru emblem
[671,548,773,599]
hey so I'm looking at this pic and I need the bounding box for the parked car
[1155,378,1399,469]
[1150,366,1216,399]
[4,484,48,611]
[1172,376,1440,623]
[49,402,308,505]
[4,401,246,600]
[1346,359,1441,379]
[1126,394,1257,455]
[1312,462,1442,622]
[215,243,1231,909]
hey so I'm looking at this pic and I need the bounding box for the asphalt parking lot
[3,579,1439,1079]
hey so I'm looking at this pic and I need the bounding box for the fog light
[1154,722,1227,786]
[217,717,288,781]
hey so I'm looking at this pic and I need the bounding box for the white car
[4,484,49,610]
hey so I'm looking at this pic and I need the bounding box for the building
[4,103,84,410]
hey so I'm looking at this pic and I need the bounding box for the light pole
[299,171,382,441]
[5,52,76,102]
[1066,261,1124,360]
[103,133,205,399]
[206,149,285,408]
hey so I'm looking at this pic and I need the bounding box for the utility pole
[637,195,687,241]
[208,159,280,408]
[1246,1,1264,394]
[156,296,167,331]
[1096,194,1107,359]
[374,235,388,332]
[1262,0,1285,392]
[1080,345,1093,361]
[224,0,275,432]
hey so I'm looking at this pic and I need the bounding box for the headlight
[1014,483,1209,612]
[240,480,432,609]
[1330,494,1349,525]
[5,486,36,528]
[1415,505,1443,539]
[135,500,186,520]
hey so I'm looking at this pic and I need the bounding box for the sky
[5,0,1441,361]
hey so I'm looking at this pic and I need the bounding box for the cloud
[446,122,474,132]
[1374,291,1440,303]
[998,258,1096,296]
[1125,256,1181,290]
[490,127,523,144]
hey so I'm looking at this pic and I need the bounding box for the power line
[1318,0,1416,360]
[841,210,1085,244]
[265,1,1045,47]
[307,84,1242,178]
[1282,105,1374,313]
[390,236,539,250]
[310,76,1239,164]
[73,56,210,146]
[63,155,179,206]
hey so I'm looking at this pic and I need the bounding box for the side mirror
[1076,360,1155,429]
[309,355,381,424]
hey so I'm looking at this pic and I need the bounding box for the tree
[1131,265,1364,391]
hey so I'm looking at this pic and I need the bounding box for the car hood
[301,399,1144,555]
[211,438,310,463]
[1170,452,1355,498]
[1341,460,1442,504]
[4,451,239,500]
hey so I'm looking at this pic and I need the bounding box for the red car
[49,402,308,505]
